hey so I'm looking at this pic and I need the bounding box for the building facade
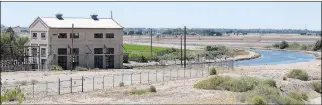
[28,14,124,70]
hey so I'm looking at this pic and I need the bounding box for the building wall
[48,28,124,69]
[29,19,49,69]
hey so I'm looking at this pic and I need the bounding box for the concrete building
[27,14,124,70]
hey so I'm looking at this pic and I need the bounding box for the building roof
[36,17,123,29]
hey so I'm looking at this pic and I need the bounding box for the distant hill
[1,24,29,35]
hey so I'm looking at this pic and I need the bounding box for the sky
[1,2,321,30]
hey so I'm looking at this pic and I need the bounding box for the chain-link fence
[1,58,234,99]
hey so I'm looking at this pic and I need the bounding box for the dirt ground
[2,34,321,104]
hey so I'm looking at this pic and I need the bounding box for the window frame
[58,48,68,55]
[94,33,103,38]
[32,33,37,39]
[41,48,46,57]
[58,33,67,38]
[41,33,46,39]
[70,33,79,38]
[105,33,114,38]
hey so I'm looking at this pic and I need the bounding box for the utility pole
[150,29,153,57]
[71,24,74,71]
[180,35,183,66]
[184,26,187,68]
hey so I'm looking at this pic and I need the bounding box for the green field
[123,43,172,56]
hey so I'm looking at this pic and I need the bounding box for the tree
[215,32,222,36]
[0,32,29,60]
[128,31,134,35]
[135,31,143,35]
[124,31,127,35]
[279,40,289,49]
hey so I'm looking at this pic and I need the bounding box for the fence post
[112,74,115,88]
[170,69,172,81]
[103,75,105,89]
[177,69,179,80]
[93,76,95,91]
[32,82,34,98]
[131,73,133,85]
[81,76,84,92]
[122,74,124,83]
[184,67,185,79]
[148,72,150,83]
[190,67,192,78]
[155,70,158,82]
[58,78,60,95]
[140,72,142,84]
[46,81,48,96]
[70,77,72,93]
[162,69,164,82]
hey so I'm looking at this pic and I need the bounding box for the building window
[94,48,103,54]
[70,33,79,38]
[58,48,67,55]
[41,48,46,57]
[41,33,46,39]
[32,33,37,39]
[94,33,103,38]
[106,33,114,38]
[58,33,67,38]
[106,48,114,54]
[32,48,37,56]
[41,59,46,64]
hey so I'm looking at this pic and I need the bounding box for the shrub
[123,54,129,63]
[240,85,280,104]
[150,85,157,92]
[279,41,289,49]
[250,96,267,105]
[1,88,25,104]
[287,92,308,101]
[283,76,287,80]
[262,79,277,87]
[272,43,280,48]
[194,76,232,90]
[194,76,259,92]
[228,77,260,92]
[300,44,310,50]
[288,42,301,49]
[209,68,217,75]
[286,69,309,81]
[51,65,63,71]
[277,96,304,105]
[313,40,321,51]
[75,66,88,71]
[129,88,150,95]
[312,81,321,93]
[119,82,124,87]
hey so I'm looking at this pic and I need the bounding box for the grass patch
[233,49,249,55]
[194,76,262,92]
[1,88,25,104]
[209,68,217,75]
[75,66,88,71]
[287,91,308,101]
[285,69,309,81]
[195,76,307,104]
[51,65,63,71]
[128,85,157,95]
[312,81,321,93]
[123,43,170,57]
[250,96,267,105]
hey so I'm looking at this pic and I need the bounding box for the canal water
[235,49,316,66]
